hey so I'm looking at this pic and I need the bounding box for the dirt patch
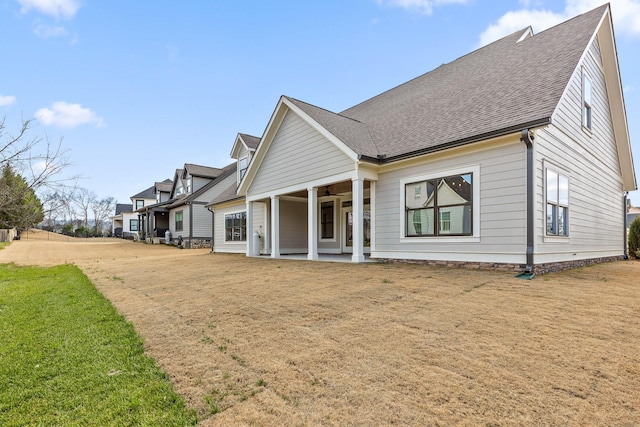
[3,229,639,425]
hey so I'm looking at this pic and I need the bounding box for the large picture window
[225,212,246,241]
[320,201,334,239]
[175,210,183,232]
[546,169,569,236]
[405,173,473,237]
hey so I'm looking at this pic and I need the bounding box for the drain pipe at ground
[624,192,628,259]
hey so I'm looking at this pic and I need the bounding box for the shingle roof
[287,5,607,161]
[131,185,155,199]
[208,181,243,206]
[239,133,260,149]
[155,179,172,193]
[184,163,223,178]
[115,203,132,215]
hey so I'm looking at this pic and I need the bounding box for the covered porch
[245,175,376,263]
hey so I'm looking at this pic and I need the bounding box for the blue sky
[2,0,640,206]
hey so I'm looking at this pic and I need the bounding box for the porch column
[352,177,365,263]
[271,196,280,258]
[308,187,318,260]
[246,200,254,256]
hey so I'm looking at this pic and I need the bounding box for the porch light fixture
[324,186,331,197]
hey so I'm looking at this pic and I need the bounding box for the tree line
[1,116,116,237]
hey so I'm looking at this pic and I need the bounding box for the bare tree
[1,117,74,193]
[91,196,116,234]
[75,188,96,230]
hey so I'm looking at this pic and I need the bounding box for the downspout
[521,129,535,275]
[188,202,193,249]
[623,192,628,259]
[207,206,215,253]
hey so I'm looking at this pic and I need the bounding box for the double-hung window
[583,70,593,131]
[546,169,569,236]
[135,200,144,210]
[130,219,138,232]
[225,212,246,241]
[405,173,473,237]
[175,210,183,232]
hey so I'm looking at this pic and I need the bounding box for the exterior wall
[537,36,625,263]
[169,206,190,239]
[191,203,212,239]
[372,138,528,264]
[247,110,354,197]
[279,199,307,253]
[193,176,210,192]
[212,201,266,254]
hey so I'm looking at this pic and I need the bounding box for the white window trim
[223,209,247,244]
[543,161,570,242]
[318,197,337,242]
[399,164,480,243]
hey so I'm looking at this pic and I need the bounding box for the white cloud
[0,95,17,106]
[378,0,468,15]
[36,102,105,129]
[479,0,640,46]
[18,0,81,20]
[33,24,68,38]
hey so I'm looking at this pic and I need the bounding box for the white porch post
[352,177,365,263]
[308,187,318,260]
[271,196,280,258]
[246,200,254,256]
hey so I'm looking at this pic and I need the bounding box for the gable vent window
[583,71,593,131]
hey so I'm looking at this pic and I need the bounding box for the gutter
[521,129,535,275]
[360,118,552,165]
[206,206,215,253]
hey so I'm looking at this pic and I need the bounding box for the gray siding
[373,140,528,263]
[248,110,354,197]
[537,37,624,262]
[191,204,212,238]
[170,207,189,238]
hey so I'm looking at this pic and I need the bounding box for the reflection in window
[405,173,472,236]
[225,212,246,241]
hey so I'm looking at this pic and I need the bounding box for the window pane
[559,175,569,205]
[407,208,434,236]
[547,204,557,235]
[559,206,568,236]
[320,201,334,239]
[584,75,592,105]
[406,181,425,208]
[547,170,558,203]
[439,174,472,205]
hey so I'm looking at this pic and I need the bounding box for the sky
[2,0,640,206]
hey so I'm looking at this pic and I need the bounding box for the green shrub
[629,217,640,258]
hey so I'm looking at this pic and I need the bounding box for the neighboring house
[628,204,640,228]
[111,203,133,237]
[164,163,237,248]
[130,185,157,238]
[135,179,173,239]
[207,133,265,254]
[231,5,635,274]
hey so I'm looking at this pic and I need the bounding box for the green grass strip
[0,263,197,426]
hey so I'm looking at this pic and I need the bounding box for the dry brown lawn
[3,229,639,426]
